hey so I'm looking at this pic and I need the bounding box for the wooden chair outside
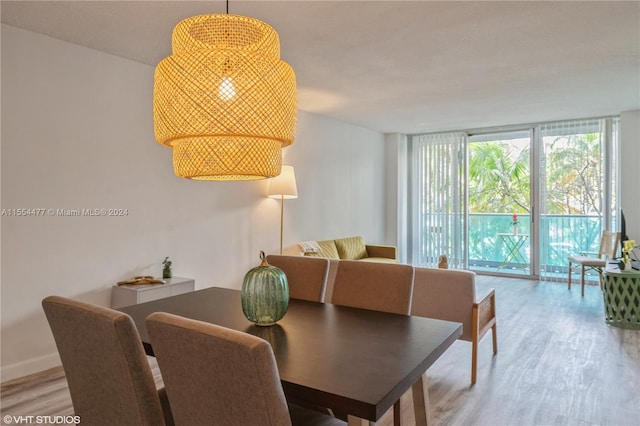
[266,254,330,302]
[42,296,173,426]
[146,312,344,426]
[568,230,621,297]
[411,267,497,385]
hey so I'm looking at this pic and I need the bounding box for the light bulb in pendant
[219,77,236,100]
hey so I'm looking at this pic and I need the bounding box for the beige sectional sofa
[285,236,397,299]
[287,235,397,263]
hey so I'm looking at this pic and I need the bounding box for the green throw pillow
[334,236,368,260]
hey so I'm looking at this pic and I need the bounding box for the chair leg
[581,266,586,297]
[471,337,478,385]
[568,261,572,290]
[597,268,604,290]
[393,400,401,426]
[412,373,431,426]
[492,323,498,355]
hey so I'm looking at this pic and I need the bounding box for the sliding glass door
[467,130,532,276]
[409,117,619,281]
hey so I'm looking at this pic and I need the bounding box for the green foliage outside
[544,132,603,215]
[466,133,604,268]
[468,133,603,216]
[468,141,530,214]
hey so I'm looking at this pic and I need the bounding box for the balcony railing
[420,214,607,277]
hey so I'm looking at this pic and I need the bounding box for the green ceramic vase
[241,251,289,326]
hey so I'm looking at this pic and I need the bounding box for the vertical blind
[410,132,467,268]
[538,118,618,282]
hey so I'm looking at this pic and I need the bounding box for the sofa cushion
[334,236,368,260]
[304,240,340,259]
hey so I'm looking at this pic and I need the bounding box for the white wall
[279,112,387,246]
[383,133,409,263]
[620,110,640,241]
[0,25,387,381]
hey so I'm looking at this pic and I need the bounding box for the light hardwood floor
[2,276,639,425]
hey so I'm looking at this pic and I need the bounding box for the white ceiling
[2,1,639,134]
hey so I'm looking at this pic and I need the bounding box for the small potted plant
[619,240,637,270]
[162,257,172,279]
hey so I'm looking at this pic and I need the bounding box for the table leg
[498,236,529,271]
[412,373,431,426]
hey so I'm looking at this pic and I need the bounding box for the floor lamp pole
[267,165,297,255]
[279,195,285,255]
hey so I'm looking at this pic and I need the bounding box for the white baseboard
[1,352,61,383]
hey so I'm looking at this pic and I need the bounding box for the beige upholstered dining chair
[411,267,497,385]
[146,312,344,426]
[568,230,621,297]
[330,260,415,424]
[42,296,173,426]
[331,260,415,315]
[266,254,330,302]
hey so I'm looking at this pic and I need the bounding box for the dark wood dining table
[119,287,462,425]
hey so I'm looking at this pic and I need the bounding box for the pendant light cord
[226,0,229,14]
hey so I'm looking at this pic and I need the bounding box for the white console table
[111,276,195,308]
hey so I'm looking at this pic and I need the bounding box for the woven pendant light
[154,14,297,180]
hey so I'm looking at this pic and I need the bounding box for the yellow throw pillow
[304,240,340,259]
[334,236,368,260]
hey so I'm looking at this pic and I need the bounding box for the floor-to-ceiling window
[538,118,619,282]
[408,116,619,281]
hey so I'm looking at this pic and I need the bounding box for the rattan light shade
[153,14,297,180]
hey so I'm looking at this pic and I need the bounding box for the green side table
[602,266,640,330]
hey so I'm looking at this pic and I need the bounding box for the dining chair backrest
[599,230,621,259]
[331,260,415,315]
[410,267,497,385]
[146,312,292,426]
[266,255,330,302]
[567,231,621,297]
[411,267,476,341]
[42,296,169,426]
